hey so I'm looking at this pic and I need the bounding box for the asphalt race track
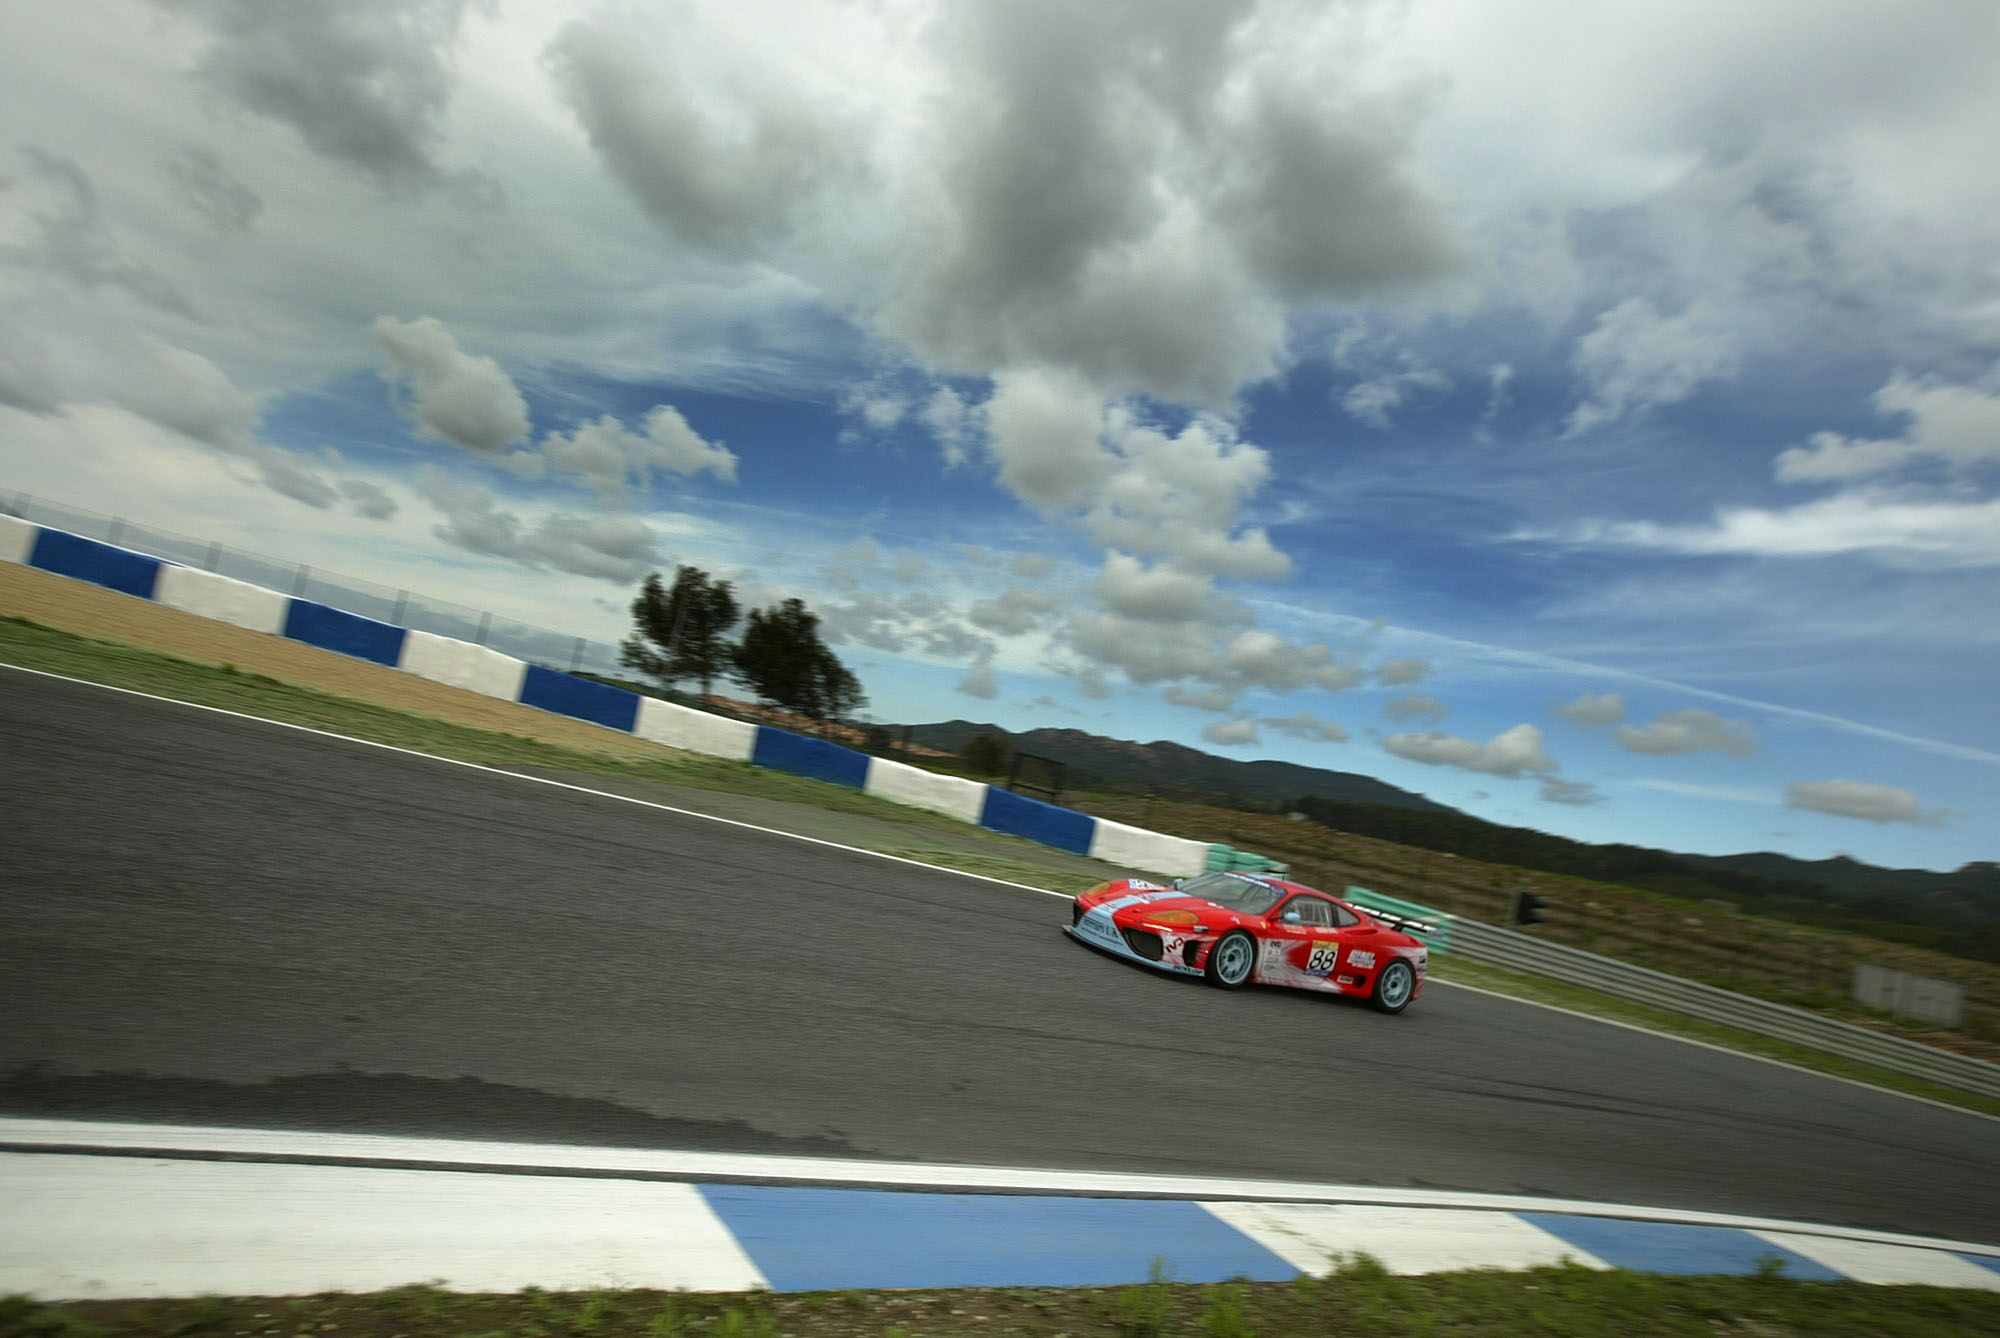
[3,669,1997,1243]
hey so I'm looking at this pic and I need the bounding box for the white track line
[7,660,1994,1125]
[3,1118,1994,1257]
[1428,977,2000,1127]
[0,660,1072,900]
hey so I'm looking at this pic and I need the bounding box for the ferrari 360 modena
[1067,871,1431,1013]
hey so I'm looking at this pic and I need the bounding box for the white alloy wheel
[1372,959,1415,1014]
[1206,931,1256,989]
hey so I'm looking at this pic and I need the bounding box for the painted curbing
[1,1122,1995,1300]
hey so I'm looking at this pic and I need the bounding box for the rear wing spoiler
[1355,905,1440,938]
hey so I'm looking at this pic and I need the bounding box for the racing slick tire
[1205,930,1256,989]
[1371,959,1416,1014]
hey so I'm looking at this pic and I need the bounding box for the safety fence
[1341,886,2000,1101]
[0,513,1211,880]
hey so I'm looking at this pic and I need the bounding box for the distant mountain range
[901,720,1455,814]
[902,719,1999,962]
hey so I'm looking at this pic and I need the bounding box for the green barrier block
[1344,885,1454,954]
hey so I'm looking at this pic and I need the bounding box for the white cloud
[1616,707,1756,757]
[1629,778,1775,806]
[1775,371,2000,483]
[374,316,528,454]
[1203,718,1260,747]
[540,406,738,498]
[967,586,1059,636]
[1223,629,1365,694]
[957,661,999,699]
[160,0,473,188]
[418,470,663,583]
[0,315,64,414]
[107,336,258,447]
[1566,297,1741,435]
[1095,551,1212,623]
[1384,692,1447,724]
[1555,691,1625,726]
[1082,407,1289,581]
[1342,365,1448,429]
[1785,779,1943,826]
[819,589,994,664]
[1164,684,1237,713]
[1482,361,1515,422]
[1376,656,1430,686]
[546,5,863,260]
[919,386,976,467]
[982,366,1116,514]
[1261,712,1349,743]
[1383,723,1557,777]
[340,477,397,520]
[862,2,1454,406]
[1531,491,2000,568]
[1539,777,1603,806]
[164,144,263,233]
[0,146,199,319]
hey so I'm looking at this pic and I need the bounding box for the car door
[1258,893,1350,988]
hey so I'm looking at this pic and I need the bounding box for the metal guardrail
[1443,915,2000,1102]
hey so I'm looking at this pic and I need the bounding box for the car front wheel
[1205,930,1256,989]
[1371,959,1416,1014]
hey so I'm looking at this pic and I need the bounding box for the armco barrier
[155,566,291,636]
[634,696,757,762]
[864,756,988,825]
[397,629,528,701]
[751,726,870,789]
[519,663,641,733]
[282,599,406,667]
[0,513,36,565]
[1447,917,2000,1100]
[1087,816,1208,879]
[30,528,162,600]
[980,786,1097,856]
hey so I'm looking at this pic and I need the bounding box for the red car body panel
[1066,872,1429,1007]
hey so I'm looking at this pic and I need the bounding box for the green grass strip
[8,1254,2000,1338]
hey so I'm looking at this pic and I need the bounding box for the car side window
[1330,904,1360,928]
[1283,896,1333,927]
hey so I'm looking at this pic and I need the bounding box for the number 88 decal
[1305,942,1339,973]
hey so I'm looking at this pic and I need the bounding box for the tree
[619,566,740,699]
[731,596,868,722]
[960,731,1010,777]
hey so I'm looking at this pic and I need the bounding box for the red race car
[1067,871,1432,1013]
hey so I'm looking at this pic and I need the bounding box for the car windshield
[1177,872,1285,916]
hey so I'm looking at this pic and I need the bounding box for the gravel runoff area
[0,561,685,764]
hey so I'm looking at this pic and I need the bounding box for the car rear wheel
[1205,930,1256,989]
[1371,959,1415,1014]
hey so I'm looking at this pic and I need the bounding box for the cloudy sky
[3,0,1997,870]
